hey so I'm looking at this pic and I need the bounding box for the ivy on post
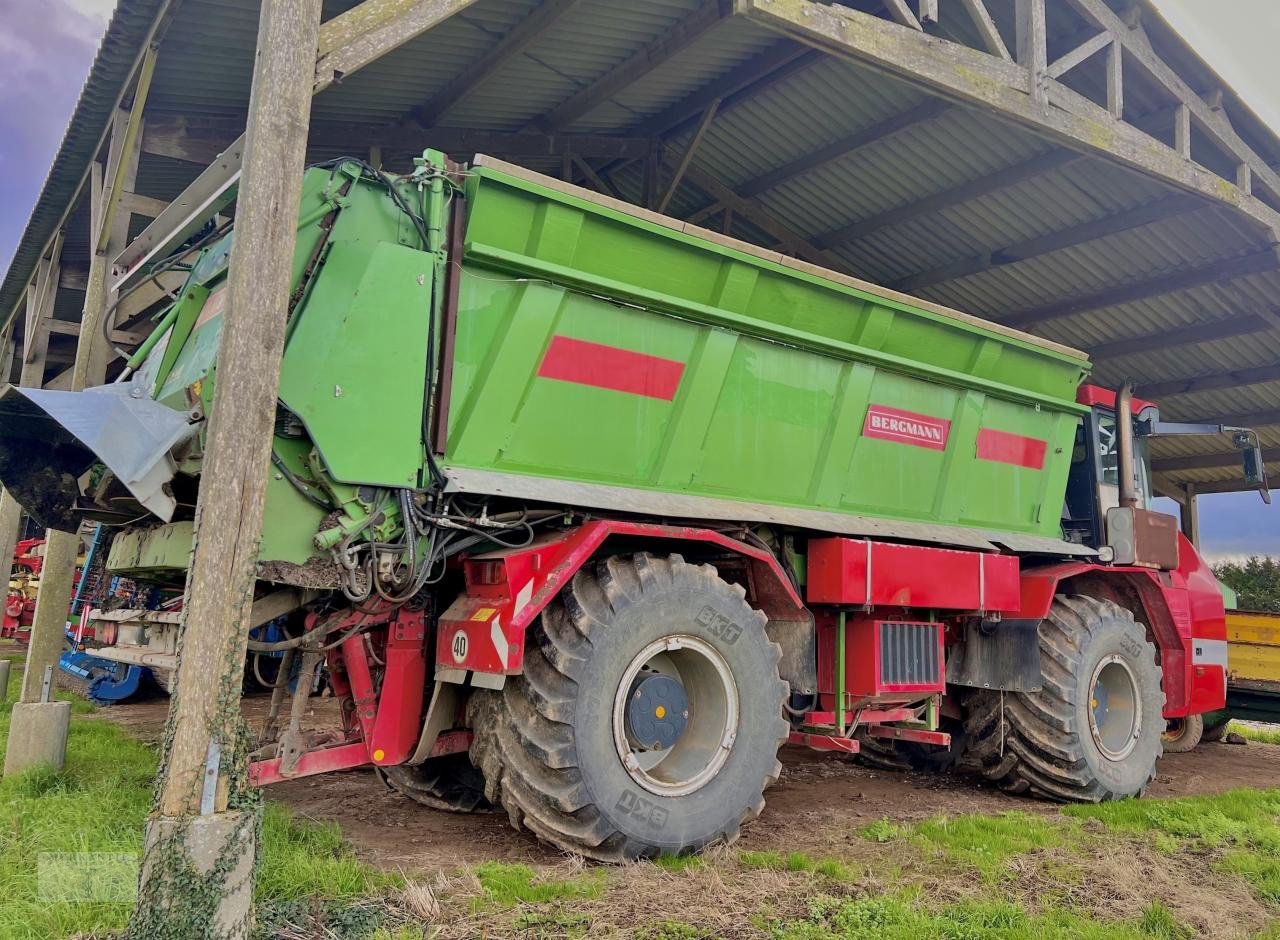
[128,1,323,936]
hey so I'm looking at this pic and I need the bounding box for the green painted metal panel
[98,155,1097,580]
[107,521,193,578]
[278,239,433,487]
[444,165,1091,542]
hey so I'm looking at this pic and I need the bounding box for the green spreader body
[0,152,1092,577]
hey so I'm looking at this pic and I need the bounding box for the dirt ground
[93,690,1280,875]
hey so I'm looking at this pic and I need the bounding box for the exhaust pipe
[1116,381,1139,510]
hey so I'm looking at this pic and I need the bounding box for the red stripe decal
[537,335,685,401]
[862,405,950,451]
[977,428,1047,469]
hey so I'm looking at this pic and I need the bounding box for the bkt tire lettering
[695,605,741,644]
[615,790,669,829]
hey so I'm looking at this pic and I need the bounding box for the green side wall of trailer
[118,153,1093,568]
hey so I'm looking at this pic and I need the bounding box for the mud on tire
[382,754,492,813]
[468,553,789,861]
[965,595,1164,802]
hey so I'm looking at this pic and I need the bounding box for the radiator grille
[878,621,942,687]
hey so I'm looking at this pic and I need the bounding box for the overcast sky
[0,0,1276,558]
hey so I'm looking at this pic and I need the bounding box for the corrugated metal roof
[4,0,1280,495]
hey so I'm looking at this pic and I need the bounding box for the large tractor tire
[966,595,1164,802]
[382,755,492,813]
[469,553,789,861]
[1162,714,1204,753]
[1202,716,1230,743]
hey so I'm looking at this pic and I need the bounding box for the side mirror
[1236,432,1272,504]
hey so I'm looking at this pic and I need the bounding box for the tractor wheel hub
[625,673,689,751]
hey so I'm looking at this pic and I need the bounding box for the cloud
[64,0,117,20]
[0,0,111,270]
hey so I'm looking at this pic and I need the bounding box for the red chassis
[249,521,1227,786]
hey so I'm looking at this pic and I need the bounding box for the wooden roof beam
[956,0,1010,60]
[1088,313,1274,362]
[407,0,587,129]
[814,148,1081,249]
[1002,247,1280,330]
[535,0,731,132]
[740,0,1280,236]
[681,165,833,267]
[1183,407,1280,429]
[1142,361,1280,399]
[881,0,922,31]
[632,41,816,140]
[314,0,482,93]
[891,192,1203,292]
[736,98,949,200]
[1065,0,1280,206]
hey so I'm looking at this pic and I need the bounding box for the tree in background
[1215,557,1280,612]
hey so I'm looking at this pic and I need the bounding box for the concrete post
[132,1,322,934]
[2,244,69,775]
[0,659,10,699]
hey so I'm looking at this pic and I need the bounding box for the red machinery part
[435,519,805,677]
[249,606,466,787]
[1016,531,1227,718]
[806,537,1021,611]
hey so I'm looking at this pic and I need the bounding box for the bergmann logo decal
[863,405,950,451]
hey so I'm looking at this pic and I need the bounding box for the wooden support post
[956,0,1011,60]
[16,104,145,723]
[157,0,321,819]
[0,273,57,634]
[1174,103,1191,158]
[643,140,661,210]
[657,99,719,213]
[1179,483,1200,549]
[7,247,64,713]
[882,0,923,31]
[1106,40,1124,118]
[134,1,322,934]
[1237,163,1253,196]
[570,154,621,199]
[1016,0,1048,106]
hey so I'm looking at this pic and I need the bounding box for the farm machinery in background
[2,537,47,643]
[0,151,1269,860]
[0,525,169,703]
[1159,603,1280,752]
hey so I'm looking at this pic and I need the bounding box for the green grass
[738,849,856,881]
[912,811,1064,880]
[472,861,602,910]
[856,811,1063,881]
[761,892,1195,940]
[1228,721,1280,745]
[0,672,401,940]
[1067,788,1280,904]
[653,852,704,873]
[858,818,907,843]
